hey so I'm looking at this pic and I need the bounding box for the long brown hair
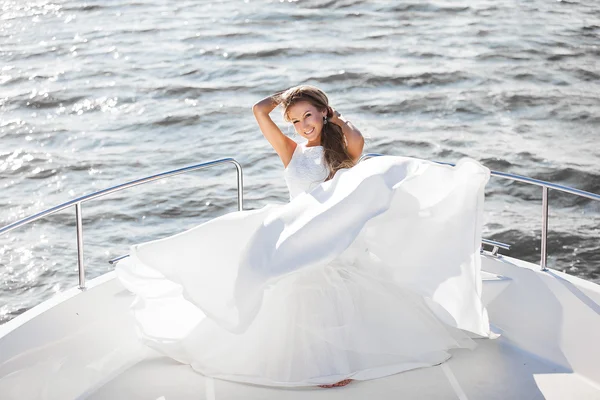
[279,85,355,180]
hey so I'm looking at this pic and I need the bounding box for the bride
[116,85,492,388]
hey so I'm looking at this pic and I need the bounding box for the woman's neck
[305,138,321,147]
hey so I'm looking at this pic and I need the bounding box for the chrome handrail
[0,158,244,289]
[481,239,511,257]
[359,153,600,271]
[2,153,598,286]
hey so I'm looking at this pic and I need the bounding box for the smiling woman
[252,85,365,180]
[106,82,494,390]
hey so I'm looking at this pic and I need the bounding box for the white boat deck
[88,336,599,400]
[2,257,600,399]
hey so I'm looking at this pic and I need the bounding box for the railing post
[233,160,244,211]
[541,186,549,271]
[75,202,85,289]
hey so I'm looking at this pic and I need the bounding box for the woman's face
[287,101,327,143]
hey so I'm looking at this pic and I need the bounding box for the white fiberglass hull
[0,255,599,399]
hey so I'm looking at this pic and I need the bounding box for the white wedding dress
[116,141,492,387]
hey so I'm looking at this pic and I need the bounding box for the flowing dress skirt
[116,156,492,387]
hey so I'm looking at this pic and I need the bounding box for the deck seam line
[206,376,216,400]
[441,362,468,400]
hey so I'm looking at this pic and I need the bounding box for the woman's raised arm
[252,90,297,168]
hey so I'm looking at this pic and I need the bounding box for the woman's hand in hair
[327,106,364,161]
[328,106,341,120]
[328,107,345,127]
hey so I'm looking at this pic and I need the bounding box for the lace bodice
[284,141,329,200]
